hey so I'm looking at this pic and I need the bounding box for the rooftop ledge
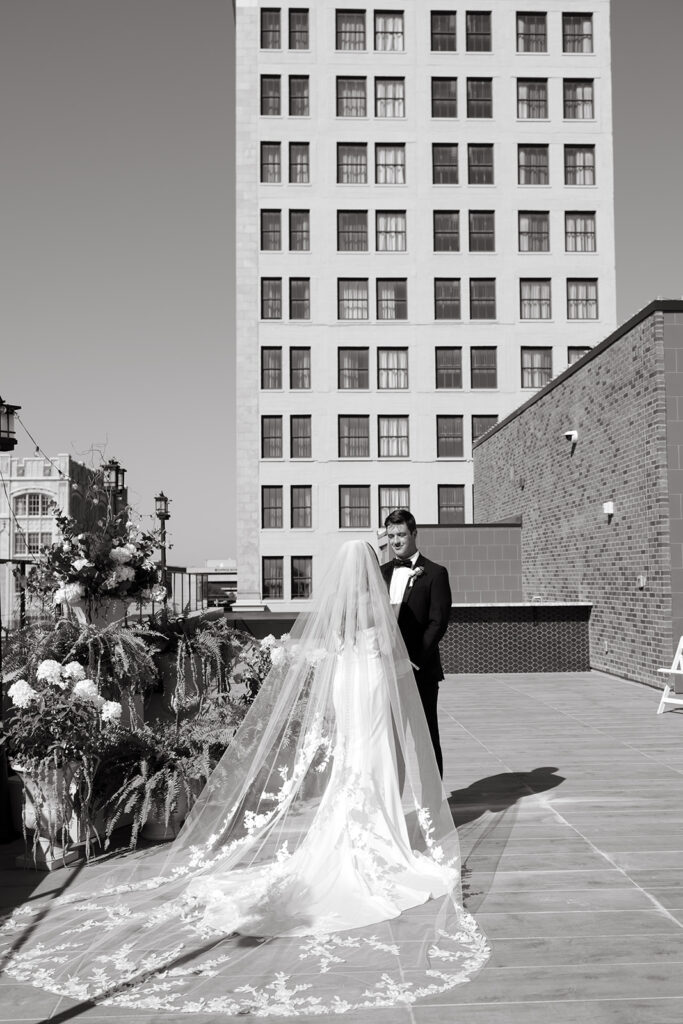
[451,601,593,608]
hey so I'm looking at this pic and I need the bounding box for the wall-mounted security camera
[564,430,578,443]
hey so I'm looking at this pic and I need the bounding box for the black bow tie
[393,557,413,568]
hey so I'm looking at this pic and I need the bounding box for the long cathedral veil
[1,540,489,1015]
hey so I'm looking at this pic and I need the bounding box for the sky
[1,1,681,566]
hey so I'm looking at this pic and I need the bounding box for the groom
[380,510,452,778]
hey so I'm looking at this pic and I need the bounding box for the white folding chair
[657,636,683,714]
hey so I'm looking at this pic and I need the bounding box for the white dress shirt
[389,550,420,609]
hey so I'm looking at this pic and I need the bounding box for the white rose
[270,646,286,666]
[150,584,167,603]
[8,680,38,708]
[260,634,276,650]
[36,660,64,685]
[109,544,136,564]
[72,679,100,704]
[101,700,123,724]
[72,558,92,572]
[62,662,86,682]
[114,565,136,583]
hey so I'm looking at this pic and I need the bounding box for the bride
[1,540,489,1016]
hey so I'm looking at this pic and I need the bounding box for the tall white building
[235,0,616,611]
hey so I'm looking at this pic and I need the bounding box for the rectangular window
[471,347,497,388]
[467,78,492,117]
[563,13,593,53]
[435,347,462,388]
[291,415,312,458]
[519,211,549,251]
[336,9,366,50]
[289,143,310,183]
[260,142,281,183]
[437,416,464,458]
[517,78,548,118]
[568,346,591,365]
[432,143,458,184]
[432,78,458,117]
[261,416,283,458]
[377,279,407,320]
[339,485,371,528]
[517,12,547,52]
[438,484,465,524]
[518,144,549,185]
[564,79,594,119]
[565,211,596,252]
[469,210,495,251]
[379,416,409,457]
[291,556,312,599]
[289,75,310,116]
[261,278,282,319]
[260,209,281,250]
[289,8,309,49]
[379,485,410,526]
[470,279,496,319]
[434,278,461,319]
[260,75,281,116]
[262,557,283,599]
[565,145,595,185]
[378,348,408,389]
[472,414,498,442]
[338,278,369,319]
[261,9,281,49]
[289,278,310,319]
[466,11,492,51]
[376,210,406,251]
[13,495,27,516]
[262,486,283,528]
[337,143,368,184]
[290,347,311,389]
[434,210,460,251]
[521,347,552,388]
[376,144,406,184]
[289,209,310,251]
[338,210,368,251]
[468,144,493,184]
[567,279,598,319]
[520,279,551,319]
[339,416,370,458]
[338,348,369,389]
[291,485,312,528]
[337,77,367,117]
[14,532,27,555]
[375,11,404,51]
[431,11,456,51]
[261,347,282,389]
[375,78,405,117]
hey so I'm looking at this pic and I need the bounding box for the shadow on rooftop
[448,766,565,828]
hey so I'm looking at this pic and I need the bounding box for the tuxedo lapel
[401,554,427,607]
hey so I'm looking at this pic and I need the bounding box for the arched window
[12,491,55,555]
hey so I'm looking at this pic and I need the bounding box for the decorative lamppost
[0,396,20,840]
[0,398,20,452]
[102,459,126,514]
[155,492,171,619]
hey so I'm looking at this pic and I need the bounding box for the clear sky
[1,1,681,566]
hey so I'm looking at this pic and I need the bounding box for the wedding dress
[1,541,488,1016]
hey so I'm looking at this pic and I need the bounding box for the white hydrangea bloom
[270,646,286,666]
[36,660,64,685]
[109,544,136,564]
[260,634,276,650]
[72,680,100,704]
[62,662,86,682]
[101,701,123,724]
[7,680,38,708]
[53,582,85,606]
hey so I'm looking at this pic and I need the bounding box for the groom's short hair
[384,508,417,534]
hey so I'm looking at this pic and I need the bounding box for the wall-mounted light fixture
[564,430,578,444]
[603,500,614,521]
[637,574,647,590]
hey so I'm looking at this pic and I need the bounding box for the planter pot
[11,762,105,846]
[71,598,129,628]
[140,778,204,842]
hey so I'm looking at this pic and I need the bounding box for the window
[518,145,549,186]
[289,143,310,183]
[337,143,367,183]
[437,416,464,458]
[470,279,496,319]
[471,347,497,387]
[568,346,590,365]
[375,78,405,117]
[261,8,281,49]
[519,211,549,251]
[469,211,495,251]
[291,556,312,599]
[289,76,309,116]
[567,279,598,319]
[261,278,282,319]
[472,415,498,442]
[563,13,593,53]
[291,485,312,528]
[378,348,408,389]
[467,78,492,117]
[289,8,309,49]
[14,493,53,516]
[375,11,404,51]
[565,145,595,185]
[337,77,367,117]
[379,486,410,526]
[338,210,368,251]
[290,347,311,388]
[338,348,369,389]
[376,211,406,251]
[336,9,366,50]
[468,144,493,184]
[435,279,461,319]
[262,486,283,528]
[438,485,465,524]
[433,144,458,184]
[379,416,409,457]
[521,347,552,388]
[261,347,282,389]
[376,144,406,184]
[517,12,546,52]
[260,142,281,183]
[434,211,460,251]
[15,530,52,556]
[260,209,281,250]
[261,416,283,458]
[377,279,407,320]
[432,78,458,117]
[262,557,283,599]
[289,278,310,319]
[565,211,596,252]
[431,11,456,51]
[338,278,369,319]
[564,79,594,119]
[517,78,547,118]
[435,347,462,388]
[339,416,370,458]
[339,486,370,528]
[260,75,281,116]
[289,209,310,250]
[466,11,492,51]
[291,415,312,458]
[520,279,551,319]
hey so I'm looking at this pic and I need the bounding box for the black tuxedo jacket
[380,554,452,687]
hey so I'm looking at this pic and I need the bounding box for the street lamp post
[102,459,126,515]
[0,398,20,453]
[0,396,21,841]
[155,492,171,620]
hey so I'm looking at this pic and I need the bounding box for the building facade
[235,0,616,610]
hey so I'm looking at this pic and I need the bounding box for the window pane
[568,346,591,365]
[469,210,495,251]
[261,416,282,458]
[291,485,312,528]
[471,347,497,387]
[339,486,370,528]
[438,484,465,524]
[466,11,492,51]
[260,142,281,182]
[261,8,281,49]
[375,11,404,51]
[437,416,464,457]
[567,279,598,320]
[379,416,409,457]
[338,210,368,251]
[261,347,282,389]
[260,209,281,250]
[290,347,311,388]
[337,77,367,117]
[565,212,596,252]
[260,75,281,116]
[376,144,406,184]
[432,144,458,184]
[432,77,458,117]
[338,278,369,319]
[518,145,549,185]
[517,78,547,118]
[289,143,310,183]
[378,348,408,389]
[291,556,312,598]
[338,143,368,183]
[338,348,369,389]
[431,12,456,51]
[289,75,309,116]
[376,210,406,251]
[289,278,310,319]
[517,12,547,52]
[13,495,27,516]
[467,77,492,117]
[472,415,498,441]
[434,210,460,251]
[262,556,283,599]
[470,279,496,319]
[289,209,310,250]
[468,144,493,184]
[435,278,461,319]
[262,486,283,528]
[564,79,594,119]
[520,279,551,319]
[377,279,407,319]
[291,415,312,457]
[339,416,370,457]
[379,485,410,526]
[375,77,405,117]
[261,278,282,318]
[289,8,309,49]
[565,146,595,185]
[336,10,366,50]
[435,347,462,388]
[519,211,549,251]
[521,347,552,388]
[563,13,593,53]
